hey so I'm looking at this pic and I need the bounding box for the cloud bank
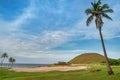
[0,0,120,63]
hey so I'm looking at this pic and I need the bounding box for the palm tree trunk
[99,27,114,75]
[8,63,11,68]
[11,62,13,68]
[1,58,5,67]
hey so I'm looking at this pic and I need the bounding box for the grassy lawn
[0,66,120,80]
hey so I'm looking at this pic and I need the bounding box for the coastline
[10,66,87,72]
[0,63,51,68]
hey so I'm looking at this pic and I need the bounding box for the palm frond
[85,0,113,28]
[100,4,109,10]
[85,9,92,15]
[86,15,94,26]
[91,1,97,11]
[96,0,101,6]
[91,2,94,7]
[103,9,113,13]
[91,0,101,11]
[2,53,8,58]
[102,13,112,20]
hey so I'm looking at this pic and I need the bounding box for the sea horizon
[0,63,51,68]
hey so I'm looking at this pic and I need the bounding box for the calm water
[0,63,51,68]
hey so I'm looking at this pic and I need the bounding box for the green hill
[69,53,105,64]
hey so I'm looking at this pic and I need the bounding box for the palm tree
[1,52,8,66]
[9,57,15,68]
[85,0,114,75]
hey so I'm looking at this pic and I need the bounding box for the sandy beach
[10,66,87,72]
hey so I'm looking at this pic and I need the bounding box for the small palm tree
[9,57,15,68]
[1,52,8,66]
[85,0,114,75]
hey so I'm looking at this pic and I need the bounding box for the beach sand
[10,66,87,72]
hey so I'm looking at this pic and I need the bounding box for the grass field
[0,66,120,80]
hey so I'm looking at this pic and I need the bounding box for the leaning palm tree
[9,57,15,68]
[1,52,8,66]
[85,0,114,75]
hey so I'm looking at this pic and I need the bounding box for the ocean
[0,63,51,68]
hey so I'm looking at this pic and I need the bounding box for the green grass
[0,66,120,80]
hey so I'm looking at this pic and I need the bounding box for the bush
[54,61,69,65]
[102,58,120,66]
[87,64,102,72]
[109,59,120,66]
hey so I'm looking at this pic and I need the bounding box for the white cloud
[37,0,64,14]
[39,31,70,49]
[0,0,36,32]
[10,2,36,31]
[0,30,71,54]
[8,49,90,63]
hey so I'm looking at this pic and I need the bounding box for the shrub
[102,58,120,66]
[54,61,69,65]
[87,64,102,72]
[109,59,120,66]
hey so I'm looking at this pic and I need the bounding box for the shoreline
[0,63,51,68]
[10,66,87,72]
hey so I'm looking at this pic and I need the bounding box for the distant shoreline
[0,63,51,68]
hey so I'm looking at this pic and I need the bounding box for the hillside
[69,53,105,64]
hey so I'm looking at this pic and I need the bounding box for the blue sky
[0,0,120,64]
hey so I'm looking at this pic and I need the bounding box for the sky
[0,0,120,64]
